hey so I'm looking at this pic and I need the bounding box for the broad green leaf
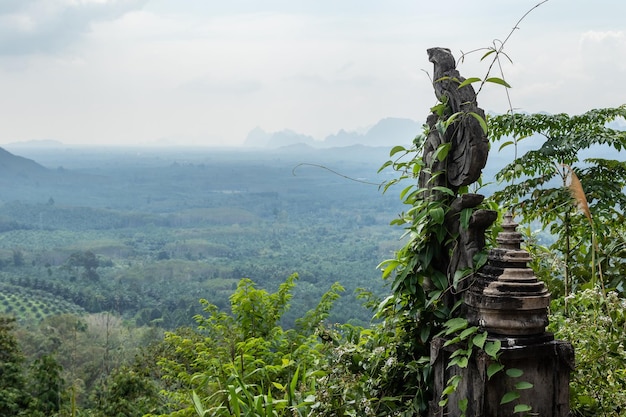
[514,381,534,390]
[450,356,469,368]
[506,368,524,378]
[443,336,461,347]
[472,331,487,349]
[433,142,452,162]
[469,111,488,134]
[452,268,469,290]
[431,186,455,196]
[420,325,431,343]
[381,260,400,279]
[430,207,445,224]
[514,404,533,413]
[444,317,468,335]
[500,391,520,404]
[443,112,462,129]
[484,340,501,358]
[485,77,512,88]
[487,363,504,379]
[431,270,448,290]
[458,398,468,412]
[459,326,479,340]
[473,251,488,269]
[457,77,481,89]
[389,145,407,156]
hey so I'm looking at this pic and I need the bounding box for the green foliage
[27,354,65,417]
[489,107,626,294]
[151,274,343,417]
[92,365,163,417]
[0,316,30,416]
[549,289,626,416]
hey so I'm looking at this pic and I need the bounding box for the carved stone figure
[421,47,496,305]
[424,47,490,191]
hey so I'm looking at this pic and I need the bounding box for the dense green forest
[0,145,406,329]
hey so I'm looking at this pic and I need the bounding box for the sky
[1,0,625,147]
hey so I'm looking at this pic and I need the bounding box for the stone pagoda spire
[464,212,551,336]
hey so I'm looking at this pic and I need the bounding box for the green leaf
[498,140,514,151]
[432,142,452,162]
[460,207,472,229]
[506,368,524,378]
[380,260,400,279]
[389,145,407,157]
[458,397,468,412]
[431,270,448,290]
[459,326,479,340]
[458,77,481,89]
[450,356,469,368]
[472,331,487,349]
[431,186,455,196]
[500,391,520,404]
[420,325,431,343]
[192,391,206,417]
[484,340,501,358]
[485,77,512,88]
[469,111,488,134]
[487,363,504,379]
[514,381,534,390]
[472,251,488,269]
[444,317,468,335]
[430,207,445,224]
[378,160,393,173]
[514,404,533,413]
[480,49,496,61]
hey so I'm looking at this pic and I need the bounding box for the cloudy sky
[1,0,625,146]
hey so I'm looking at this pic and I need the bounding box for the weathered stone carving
[420,47,496,305]
[425,47,489,190]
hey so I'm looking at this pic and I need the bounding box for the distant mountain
[244,128,315,148]
[245,117,420,149]
[0,147,48,177]
[323,117,420,148]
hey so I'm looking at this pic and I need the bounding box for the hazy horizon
[1,0,626,147]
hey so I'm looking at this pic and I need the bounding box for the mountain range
[244,117,420,148]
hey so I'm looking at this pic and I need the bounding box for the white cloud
[0,0,147,55]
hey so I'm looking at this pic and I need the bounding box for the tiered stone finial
[465,213,551,336]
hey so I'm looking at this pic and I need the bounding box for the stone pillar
[429,213,574,417]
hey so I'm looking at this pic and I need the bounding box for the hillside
[0,147,48,177]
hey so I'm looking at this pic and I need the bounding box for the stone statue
[424,47,489,191]
[420,48,496,304]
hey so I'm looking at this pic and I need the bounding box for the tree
[151,274,343,416]
[93,366,163,417]
[0,316,31,416]
[488,106,626,295]
[28,354,65,416]
[67,250,100,281]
